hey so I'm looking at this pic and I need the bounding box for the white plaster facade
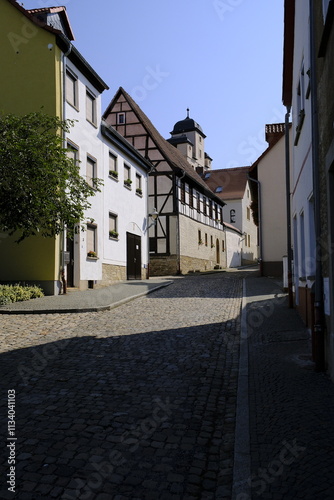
[289,0,316,312]
[64,60,150,289]
[222,180,258,265]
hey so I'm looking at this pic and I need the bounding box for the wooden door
[66,237,75,287]
[127,233,142,280]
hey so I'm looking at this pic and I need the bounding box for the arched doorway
[216,239,220,264]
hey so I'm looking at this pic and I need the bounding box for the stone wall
[98,263,127,287]
[180,255,220,274]
[149,255,179,276]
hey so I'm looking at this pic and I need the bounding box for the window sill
[136,192,143,198]
[66,100,79,112]
[86,118,98,128]
[109,236,119,241]
[87,256,99,261]
[124,183,132,190]
[109,174,119,182]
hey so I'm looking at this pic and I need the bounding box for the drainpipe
[309,0,325,371]
[61,41,73,294]
[285,107,294,308]
[247,176,262,275]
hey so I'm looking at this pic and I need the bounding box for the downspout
[61,41,72,294]
[309,0,325,371]
[285,107,294,308]
[247,175,262,275]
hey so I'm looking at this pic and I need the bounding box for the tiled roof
[103,87,225,206]
[27,5,75,41]
[202,166,250,201]
[223,221,243,235]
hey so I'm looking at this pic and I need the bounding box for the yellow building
[0,1,108,294]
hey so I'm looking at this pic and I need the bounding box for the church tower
[167,109,212,172]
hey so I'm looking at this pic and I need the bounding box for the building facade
[103,88,228,276]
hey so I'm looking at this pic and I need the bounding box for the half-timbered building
[103,87,227,276]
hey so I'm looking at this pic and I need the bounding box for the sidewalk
[0,278,173,314]
[234,275,334,499]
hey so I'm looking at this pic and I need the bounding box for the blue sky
[23,0,285,170]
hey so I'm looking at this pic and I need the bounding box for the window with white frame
[109,213,118,238]
[230,209,236,223]
[136,173,142,195]
[66,69,78,109]
[109,152,118,178]
[86,155,97,188]
[86,224,97,256]
[86,89,97,125]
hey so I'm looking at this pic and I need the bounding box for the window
[86,156,97,188]
[230,209,236,223]
[295,62,305,141]
[215,186,223,193]
[189,187,193,208]
[124,164,131,187]
[66,69,78,108]
[86,89,97,125]
[196,192,200,212]
[209,200,213,219]
[205,233,208,246]
[203,196,207,215]
[136,173,142,195]
[109,213,118,239]
[198,230,202,245]
[109,153,118,177]
[247,189,250,198]
[204,172,211,179]
[222,239,225,252]
[180,181,185,204]
[219,207,223,223]
[248,234,251,247]
[247,207,251,220]
[67,142,78,164]
[117,112,125,124]
[210,235,213,247]
[87,224,97,256]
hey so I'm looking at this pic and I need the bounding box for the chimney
[265,123,285,146]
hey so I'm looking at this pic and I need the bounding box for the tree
[0,111,102,242]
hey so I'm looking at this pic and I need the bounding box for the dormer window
[215,186,223,193]
[204,172,211,179]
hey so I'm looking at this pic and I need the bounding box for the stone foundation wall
[149,256,179,276]
[97,263,127,287]
[180,255,219,274]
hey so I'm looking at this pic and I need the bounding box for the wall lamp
[147,208,159,230]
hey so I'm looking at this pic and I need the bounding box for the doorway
[127,232,142,280]
[66,237,75,287]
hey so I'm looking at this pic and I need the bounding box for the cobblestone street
[0,271,245,500]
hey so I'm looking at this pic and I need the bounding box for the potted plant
[124,178,132,187]
[109,170,118,179]
[87,250,97,258]
[109,230,119,239]
[136,187,142,195]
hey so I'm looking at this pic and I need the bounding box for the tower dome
[170,109,206,138]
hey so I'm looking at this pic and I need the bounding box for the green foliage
[0,284,44,305]
[0,111,102,242]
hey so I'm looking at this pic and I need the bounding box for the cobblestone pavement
[0,271,248,500]
[246,276,334,500]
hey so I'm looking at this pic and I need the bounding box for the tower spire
[186,108,189,118]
